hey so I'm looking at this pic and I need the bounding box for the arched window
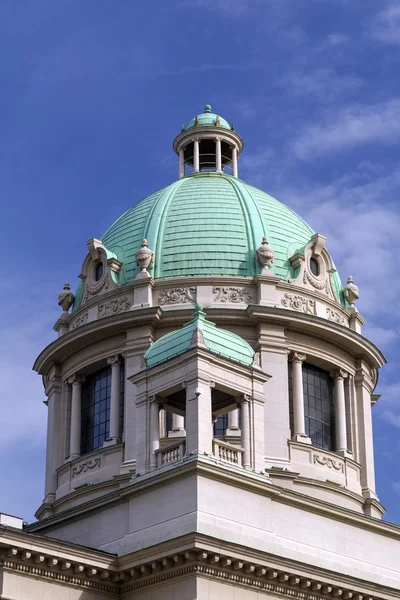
[95,261,104,281]
[213,413,228,437]
[81,363,125,454]
[289,363,335,451]
[310,257,320,277]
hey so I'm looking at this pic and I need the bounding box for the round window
[95,262,104,281]
[310,257,320,277]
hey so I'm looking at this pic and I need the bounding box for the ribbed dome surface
[99,172,342,301]
[185,104,231,131]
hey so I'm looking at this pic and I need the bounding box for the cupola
[173,104,243,178]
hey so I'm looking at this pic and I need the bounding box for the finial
[194,116,199,126]
[135,239,154,279]
[181,124,185,132]
[193,303,206,320]
[256,236,275,274]
[204,104,211,113]
[231,123,235,131]
[343,275,360,307]
[215,115,221,127]
[58,282,75,314]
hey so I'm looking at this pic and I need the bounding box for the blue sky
[0,0,400,523]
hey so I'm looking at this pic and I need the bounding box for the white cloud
[370,1,400,45]
[278,68,363,100]
[382,410,400,429]
[292,99,400,159]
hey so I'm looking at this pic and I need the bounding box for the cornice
[1,530,398,599]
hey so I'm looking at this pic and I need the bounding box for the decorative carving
[343,275,359,306]
[83,273,110,303]
[303,270,329,293]
[313,454,344,472]
[158,287,196,305]
[70,312,88,330]
[191,328,206,347]
[107,355,121,367]
[98,296,131,318]
[213,286,253,303]
[252,352,261,369]
[330,369,348,380]
[72,457,101,477]
[326,307,346,325]
[67,374,85,386]
[281,293,315,315]
[58,282,75,313]
[256,236,275,272]
[290,352,307,363]
[135,239,154,274]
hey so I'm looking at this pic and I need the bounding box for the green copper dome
[185,104,231,131]
[145,304,255,368]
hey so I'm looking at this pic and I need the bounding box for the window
[289,363,335,451]
[81,363,125,454]
[95,262,104,281]
[213,413,228,437]
[310,257,320,277]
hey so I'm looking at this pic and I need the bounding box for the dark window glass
[81,363,125,454]
[310,257,320,277]
[213,413,228,437]
[95,262,104,281]
[165,411,173,434]
[288,363,335,451]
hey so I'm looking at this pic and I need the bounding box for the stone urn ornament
[343,275,359,307]
[256,236,275,274]
[135,239,154,279]
[58,282,75,313]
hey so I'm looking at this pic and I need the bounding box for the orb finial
[58,282,75,314]
[204,104,212,113]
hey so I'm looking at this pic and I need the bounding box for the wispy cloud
[292,99,400,159]
[278,68,363,100]
[370,1,400,45]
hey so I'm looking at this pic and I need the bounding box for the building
[1,105,399,599]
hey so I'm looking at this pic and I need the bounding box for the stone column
[179,147,185,179]
[232,146,238,177]
[107,356,121,442]
[239,396,251,469]
[225,408,240,437]
[290,353,311,443]
[68,374,85,459]
[44,376,62,502]
[331,369,348,455]
[169,413,186,438]
[149,396,160,470]
[193,138,200,173]
[185,380,213,455]
[215,137,222,172]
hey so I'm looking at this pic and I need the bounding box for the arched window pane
[288,363,335,451]
[95,262,104,281]
[310,257,320,277]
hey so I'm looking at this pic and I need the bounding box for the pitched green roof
[185,104,231,131]
[145,304,255,368]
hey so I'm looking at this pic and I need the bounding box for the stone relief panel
[213,286,253,303]
[72,457,101,477]
[70,312,88,330]
[83,273,111,303]
[98,296,131,319]
[158,287,196,305]
[326,307,346,326]
[281,293,316,315]
[313,454,344,473]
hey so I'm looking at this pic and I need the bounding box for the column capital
[149,394,163,406]
[67,374,85,386]
[107,355,121,367]
[330,368,348,380]
[238,394,251,405]
[290,352,307,364]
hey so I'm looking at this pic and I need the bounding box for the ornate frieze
[72,457,101,477]
[98,296,131,318]
[69,312,88,330]
[213,286,253,303]
[158,287,196,305]
[281,293,315,315]
[313,454,344,473]
[326,307,346,326]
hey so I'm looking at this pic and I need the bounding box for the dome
[145,304,255,368]
[185,104,231,131]
[85,173,342,300]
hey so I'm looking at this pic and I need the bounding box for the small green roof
[185,104,231,131]
[144,304,255,368]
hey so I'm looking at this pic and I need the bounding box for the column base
[335,448,351,458]
[103,437,120,447]
[225,427,241,437]
[168,429,186,438]
[291,434,312,444]
[69,453,80,460]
